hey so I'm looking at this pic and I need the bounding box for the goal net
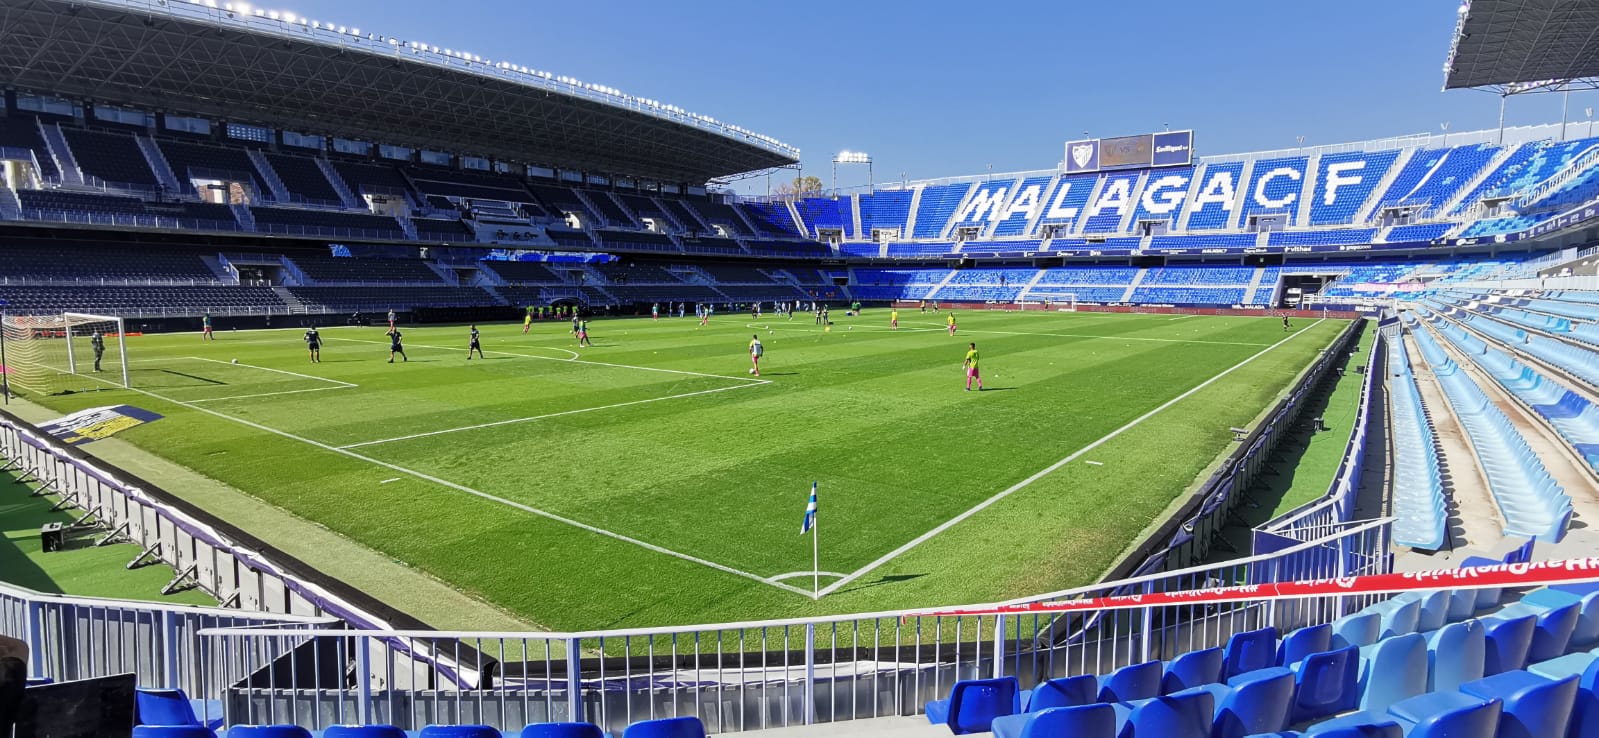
[2,313,129,398]
[1029,293,1077,312]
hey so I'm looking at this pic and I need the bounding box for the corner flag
[801,482,818,534]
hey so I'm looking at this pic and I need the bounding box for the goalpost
[1030,293,1077,312]
[1,312,129,397]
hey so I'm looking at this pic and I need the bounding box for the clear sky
[280,0,1599,191]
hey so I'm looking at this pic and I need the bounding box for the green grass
[0,473,215,605]
[14,310,1346,630]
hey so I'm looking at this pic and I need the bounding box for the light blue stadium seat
[1111,687,1214,738]
[324,727,407,738]
[620,716,706,738]
[1494,601,1581,663]
[1279,624,1333,667]
[1225,627,1279,679]
[1427,619,1487,691]
[1404,591,1451,632]
[924,676,1020,734]
[990,703,1117,738]
[1021,673,1096,712]
[1357,632,1428,712]
[519,724,606,738]
[1460,669,1581,738]
[1385,691,1502,738]
[1302,712,1404,736]
[1485,614,1539,675]
[1197,666,1295,738]
[1099,660,1163,703]
[228,728,312,738]
[133,728,217,738]
[1528,650,1596,680]
[1365,598,1421,638]
[1163,647,1224,694]
[1332,613,1382,650]
[418,727,499,738]
[1290,645,1362,723]
[1448,589,1479,622]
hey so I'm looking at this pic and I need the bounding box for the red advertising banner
[910,559,1599,620]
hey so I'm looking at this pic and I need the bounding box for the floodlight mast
[832,151,873,195]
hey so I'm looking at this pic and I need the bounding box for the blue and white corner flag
[801,482,818,534]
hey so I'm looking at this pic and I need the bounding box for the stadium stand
[262,152,344,205]
[250,207,407,238]
[794,196,852,237]
[287,255,445,284]
[59,127,159,187]
[0,114,58,179]
[911,183,972,238]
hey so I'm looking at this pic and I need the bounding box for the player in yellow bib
[522,307,533,334]
[890,309,899,331]
[947,312,957,336]
[963,342,983,392]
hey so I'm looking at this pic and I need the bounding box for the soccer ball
[749,368,756,375]
[231,358,238,364]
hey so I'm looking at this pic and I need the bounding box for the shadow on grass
[0,483,73,593]
[831,572,926,596]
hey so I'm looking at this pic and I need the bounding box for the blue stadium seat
[324,727,407,738]
[1021,673,1096,712]
[1199,666,1295,738]
[418,727,499,738]
[1366,598,1421,638]
[1112,687,1214,738]
[1485,613,1540,675]
[1494,601,1582,663]
[1357,633,1428,712]
[1448,589,1479,622]
[1163,647,1224,694]
[1279,624,1333,667]
[520,723,607,738]
[990,703,1116,738]
[1225,627,1279,679]
[925,676,1021,734]
[1098,660,1163,703]
[620,716,706,738]
[1302,713,1404,736]
[1461,669,1580,738]
[1385,691,1502,738]
[137,689,222,730]
[133,728,217,738]
[228,728,312,738]
[1332,613,1382,650]
[23,677,52,686]
[1289,645,1362,723]
[1427,619,1487,691]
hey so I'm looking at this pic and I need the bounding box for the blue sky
[282,0,1599,190]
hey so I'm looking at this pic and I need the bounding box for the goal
[1030,293,1077,312]
[2,312,129,397]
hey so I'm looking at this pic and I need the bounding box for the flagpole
[812,509,820,600]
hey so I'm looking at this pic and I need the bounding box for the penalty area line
[53,369,813,598]
[816,319,1327,597]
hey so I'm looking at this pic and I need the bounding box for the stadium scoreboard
[1065,130,1193,173]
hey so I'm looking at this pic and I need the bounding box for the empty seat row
[1386,335,1447,550]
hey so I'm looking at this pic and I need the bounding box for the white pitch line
[765,571,849,583]
[339,380,769,449]
[186,356,358,387]
[186,385,354,404]
[906,322,1270,346]
[816,319,1328,597]
[326,336,764,383]
[51,368,812,597]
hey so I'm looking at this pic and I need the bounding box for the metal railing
[193,519,1392,733]
[17,208,240,232]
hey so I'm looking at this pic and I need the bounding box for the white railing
[17,209,240,232]
[1514,144,1599,209]
[77,0,797,160]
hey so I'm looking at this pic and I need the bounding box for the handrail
[1514,143,1599,209]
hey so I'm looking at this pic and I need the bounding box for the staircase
[1242,267,1268,305]
[1516,143,1599,209]
[198,254,237,284]
[1439,144,1520,215]
[271,286,310,314]
[1016,268,1048,303]
[1119,269,1148,302]
[396,215,418,240]
[37,120,83,186]
[423,261,458,286]
[902,186,925,240]
[651,197,691,232]
[131,135,183,196]
[674,199,716,232]
[923,269,959,301]
[1294,153,1321,226]
[1114,171,1150,234]
[849,194,864,239]
[245,149,292,203]
[936,182,978,240]
[315,159,364,209]
[0,188,20,220]
[1225,159,1257,230]
[574,189,632,228]
[1071,176,1109,235]
[229,203,256,231]
[727,198,764,236]
[1019,175,1060,238]
[1355,148,1416,224]
[609,193,647,230]
[479,284,510,306]
[1174,167,1208,231]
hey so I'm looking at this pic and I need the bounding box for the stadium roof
[0,0,799,183]
[1443,0,1599,92]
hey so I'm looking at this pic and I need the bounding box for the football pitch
[24,309,1347,630]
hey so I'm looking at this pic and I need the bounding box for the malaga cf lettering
[955,157,1378,225]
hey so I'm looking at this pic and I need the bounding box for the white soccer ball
[231,358,238,364]
[749,368,756,375]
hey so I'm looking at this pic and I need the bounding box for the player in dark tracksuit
[304,327,322,363]
[388,328,408,363]
[467,325,484,360]
[91,333,106,372]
